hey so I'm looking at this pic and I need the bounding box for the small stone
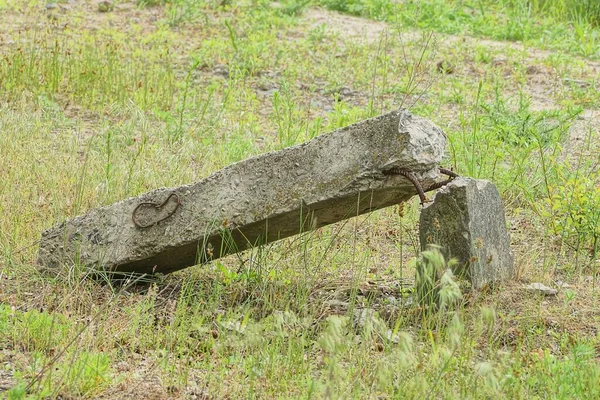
[555,280,573,289]
[525,283,557,296]
[338,86,353,97]
[526,65,540,75]
[115,361,129,372]
[385,296,399,306]
[386,330,399,343]
[326,86,353,101]
[45,3,58,10]
[166,386,179,395]
[563,78,591,88]
[491,57,507,67]
[98,1,113,12]
[324,299,349,310]
[353,308,377,329]
[212,64,229,78]
[219,320,245,334]
[257,82,272,91]
[420,178,514,289]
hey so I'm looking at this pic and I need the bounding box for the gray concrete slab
[38,109,447,275]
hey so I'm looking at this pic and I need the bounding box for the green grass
[317,0,600,57]
[1,0,600,398]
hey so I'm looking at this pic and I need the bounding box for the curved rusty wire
[383,167,459,205]
[132,192,181,228]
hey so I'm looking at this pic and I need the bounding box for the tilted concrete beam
[38,109,447,275]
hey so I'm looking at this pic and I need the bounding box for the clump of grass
[447,84,580,200]
[534,125,600,272]
[535,0,600,27]
[0,32,176,112]
[1,305,112,398]
[414,246,462,312]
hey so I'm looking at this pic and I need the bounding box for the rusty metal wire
[132,192,181,228]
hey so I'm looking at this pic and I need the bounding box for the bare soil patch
[303,7,392,44]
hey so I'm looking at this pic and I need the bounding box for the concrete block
[38,109,447,275]
[419,177,514,289]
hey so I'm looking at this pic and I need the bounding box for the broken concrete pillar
[419,177,514,289]
[38,109,447,275]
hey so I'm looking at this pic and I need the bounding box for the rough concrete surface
[38,108,447,275]
[419,177,514,289]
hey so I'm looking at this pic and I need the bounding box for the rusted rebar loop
[439,167,459,178]
[132,192,181,228]
[384,167,459,205]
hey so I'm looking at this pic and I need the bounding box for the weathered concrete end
[419,177,515,289]
[38,109,446,275]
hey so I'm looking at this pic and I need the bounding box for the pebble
[98,0,113,12]
[525,282,558,296]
